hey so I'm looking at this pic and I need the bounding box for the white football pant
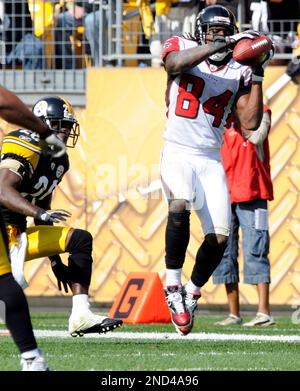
[160,142,231,237]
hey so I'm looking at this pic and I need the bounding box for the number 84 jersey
[162,36,253,150]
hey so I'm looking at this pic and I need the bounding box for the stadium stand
[0,0,298,98]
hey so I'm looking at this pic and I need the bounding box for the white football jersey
[161,36,253,150]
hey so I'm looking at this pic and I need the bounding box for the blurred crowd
[0,0,299,69]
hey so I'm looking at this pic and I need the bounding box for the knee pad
[165,210,190,269]
[67,229,93,254]
[66,229,93,286]
[169,199,188,213]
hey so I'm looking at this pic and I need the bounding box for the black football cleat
[69,312,123,337]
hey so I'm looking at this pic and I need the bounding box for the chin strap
[209,35,233,63]
[208,51,232,66]
[209,51,231,62]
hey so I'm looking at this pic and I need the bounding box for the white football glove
[229,30,260,44]
[36,209,72,223]
[40,132,66,158]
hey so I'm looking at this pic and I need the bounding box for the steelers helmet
[32,96,80,148]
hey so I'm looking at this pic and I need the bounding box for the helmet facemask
[206,25,234,62]
[46,118,80,148]
[32,96,80,149]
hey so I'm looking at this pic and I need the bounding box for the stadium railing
[0,0,298,105]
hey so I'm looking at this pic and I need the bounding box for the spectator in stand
[83,1,110,66]
[3,0,44,69]
[213,106,275,327]
[54,0,101,69]
[84,6,102,66]
[205,0,238,18]
[250,0,269,33]
[149,1,201,67]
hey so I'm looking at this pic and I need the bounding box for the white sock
[185,279,201,295]
[72,294,90,314]
[165,268,182,287]
[21,348,41,360]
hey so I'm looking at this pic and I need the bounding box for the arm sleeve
[239,66,252,93]
[243,111,271,145]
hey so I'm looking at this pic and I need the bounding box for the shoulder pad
[1,129,42,174]
[7,129,41,147]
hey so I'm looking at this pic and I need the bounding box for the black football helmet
[195,5,238,45]
[32,96,80,148]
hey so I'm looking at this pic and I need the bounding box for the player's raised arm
[0,85,48,134]
[0,85,66,157]
[163,7,258,76]
[235,47,274,131]
[164,40,231,76]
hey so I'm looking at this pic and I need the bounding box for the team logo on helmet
[211,16,230,23]
[33,100,48,118]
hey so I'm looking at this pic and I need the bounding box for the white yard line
[1,330,300,342]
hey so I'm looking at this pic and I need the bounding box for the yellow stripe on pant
[6,225,72,262]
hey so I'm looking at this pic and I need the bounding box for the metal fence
[0,0,298,105]
[0,0,121,105]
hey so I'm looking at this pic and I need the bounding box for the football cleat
[164,285,191,335]
[69,311,123,337]
[20,354,49,371]
[179,286,201,336]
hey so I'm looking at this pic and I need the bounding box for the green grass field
[1,312,300,371]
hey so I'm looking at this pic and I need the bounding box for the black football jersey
[0,129,69,231]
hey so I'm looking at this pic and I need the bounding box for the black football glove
[49,255,72,293]
[36,209,71,223]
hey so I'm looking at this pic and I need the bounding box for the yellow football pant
[1,225,72,276]
[25,226,72,261]
[6,225,72,262]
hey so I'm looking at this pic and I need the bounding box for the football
[233,35,273,66]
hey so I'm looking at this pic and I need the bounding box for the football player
[0,86,69,371]
[0,96,123,344]
[160,5,273,335]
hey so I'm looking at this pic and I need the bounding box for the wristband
[252,74,264,82]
